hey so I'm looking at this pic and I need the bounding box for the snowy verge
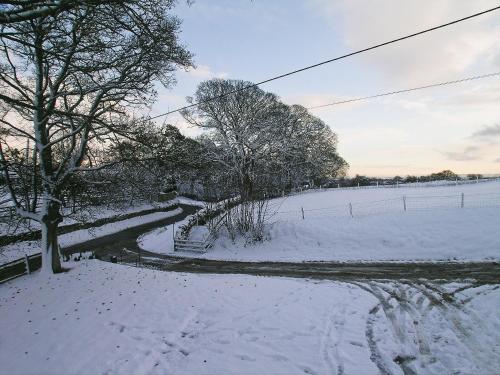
[176,196,206,207]
[138,217,189,254]
[0,208,183,263]
[1,260,498,375]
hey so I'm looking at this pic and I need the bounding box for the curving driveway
[63,203,198,264]
[63,203,500,284]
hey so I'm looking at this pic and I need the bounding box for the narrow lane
[163,258,500,284]
[63,204,198,264]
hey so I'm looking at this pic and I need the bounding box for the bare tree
[182,79,280,201]
[268,105,348,189]
[0,1,119,25]
[0,0,192,273]
[183,79,347,199]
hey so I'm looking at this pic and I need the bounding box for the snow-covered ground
[0,199,180,236]
[176,196,206,207]
[138,217,189,254]
[1,260,499,375]
[158,180,500,262]
[0,208,183,263]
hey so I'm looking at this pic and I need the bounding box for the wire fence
[274,191,500,221]
[315,177,500,192]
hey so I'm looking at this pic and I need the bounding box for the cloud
[312,0,500,85]
[443,145,481,161]
[440,81,500,108]
[471,124,500,138]
[444,152,479,161]
[494,157,500,163]
[282,93,366,113]
[184,64,228,80]
[358,164,410,169]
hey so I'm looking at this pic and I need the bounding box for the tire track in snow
[320,312,336,374]
[404,280,500,373]
[320,305,346,375]
[365,303,393,375]
[354,281,440,374]
[356,280,500,375]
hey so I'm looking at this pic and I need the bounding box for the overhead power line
[308,71,500,110]
[148,4,500,121]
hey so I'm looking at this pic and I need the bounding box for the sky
[149,0,500,177]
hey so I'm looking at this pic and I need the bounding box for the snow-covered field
[158,180,500,262]
[0,208,183,263]
[1,260,499,375]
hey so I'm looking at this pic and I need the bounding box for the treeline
[328,170,486,188]
[2,79,348,211]
[89,79,347,204]
[182,79,348,200]
[109,79,348,200]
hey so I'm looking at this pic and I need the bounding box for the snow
[0,199,179,236]
[176,196,206,207]
[167,180,500,262]
[61,208,183,247]
[190,225,210,241]
[137,223,207,255]
[1,261,498,374]
[0,208,183,263]
[137,217,189,254]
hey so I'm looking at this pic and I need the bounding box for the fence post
[403,196,406,211]
[24,254,30,275]
[461,192,464,208]
[349,202,353,217]
[172,222,175,251]
[301,207,305,220]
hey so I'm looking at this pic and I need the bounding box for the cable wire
[148,5,500,121]
[308,71,500,109]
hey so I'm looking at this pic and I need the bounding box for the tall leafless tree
[183,79,347,199]
[0,0,192,273]
[182,79,281,201]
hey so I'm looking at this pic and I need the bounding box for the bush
[222,199,270,244]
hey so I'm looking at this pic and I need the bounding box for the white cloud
[312,0,500,85]
[183,64,228,80]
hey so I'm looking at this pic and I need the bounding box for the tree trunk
[40,221,62,274]
[40,197,63,274]
[240,173,253,202]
